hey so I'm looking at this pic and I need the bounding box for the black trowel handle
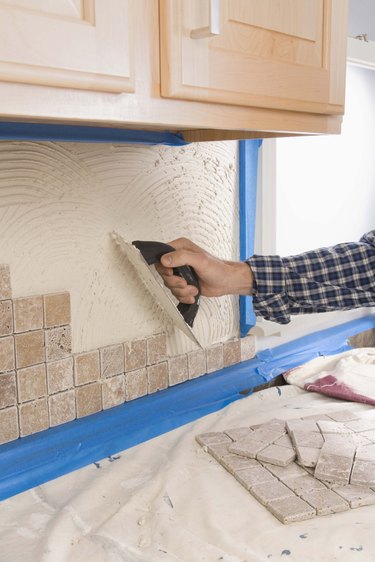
[132,240,200,328]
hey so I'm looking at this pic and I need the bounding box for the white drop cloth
[1,386,375,562]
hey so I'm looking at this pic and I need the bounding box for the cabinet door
[160,0,348,114]
[0,0,134,92]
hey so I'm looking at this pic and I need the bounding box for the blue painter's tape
[0,121,188,145]
[239,139,262,337]
[0,314,374,501]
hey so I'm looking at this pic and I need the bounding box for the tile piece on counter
[74,350,100,386]
[19,398,49,437]
[125,367,147,401]
[75,382,102,418]
[43,292,70,328]
[251,479,296,506]
[205,343,224,374]
[102,374,126,409]
[187,348,206,379]
[300,488,349,516]
[240,335,256,362]
[168,354,188,386]
[333,484,375,508]
[257,443,296,467]
[47,357,74,394]
[17,363,47,403]
[224,427,254,441]
[268,496,316,524]
[15,330,45,369]
[0,336,15,373]
[0,406,19,445]
[196,431,233,447]
[234,465,275,490]
[223,339,241,367]
[49,389,76,426]
[45,326,71,361]
[124,338,146,372]
[0,265,11,300]
[147,361,168,393]
[0,371,17,409]
[100,344,124,378]
[350,460,375,487]
[13,296,43,333]
[0,300,13,337]
[146,333,167,365]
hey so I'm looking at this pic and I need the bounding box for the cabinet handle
[190,0,220,39]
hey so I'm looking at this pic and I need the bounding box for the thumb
[161,249,200,270]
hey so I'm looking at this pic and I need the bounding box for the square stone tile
[296,446,322,468]
[356,444,375,462]
[314,452,353,485]
[0,336,15,373]
[274,434,294,449]
[0,265,11,300]
[0,300,13,337]
[268,496,316,524]
[234,465,275,490]
[345,419,375,434]
[206,343,224,374]
[102,374,126,409]
[125,368,147,401]
[229,437,266,459]
[0,372,16,408]
[147,362,168,393]
[326,410,359,423]
[223,339,241,367]
[224,427,253,441]
[262,462,308,481]
[286,419,319,433]
[333,484,375,508]
[47,357,74,394]
[49,389,76,427]
[283,474,326,496]
[17,363,47,403]
[187,348,206,379]
[207,442,232,461]
[74,351,100,386]
[250,426,286,444]
[291,430,324,449]
[45,326,71,361]
[350,460,375,487]
[220,454,259,474]
[301,488,349,516]
[19,398,49,436]
[360,429,375,443]
[317,420,353,434]
[257,444,296,467]
[240,335,256,362]
[146,334,167,365]
[15,330,45,368]
[168,354,188,386]
[196,432,232,447]
[100,344,124,378]
[321,438,356,458]
[251,479,296,506]
[43,292,70,328]
[13,296,43,333]
[0,406,19,444]
[76,382,102,418]
[124,339,146,372]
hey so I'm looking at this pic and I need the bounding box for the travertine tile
[356,444,375,462]
[291,430,324,449]
[100,344,124,378]
[76,382,102,418]
[262,461,308,481]
[326,410,359,423]
[0,406,19,444]
[301,488,349,516]
[250,418,286,431]
[286,419,319,433]
[240,335,256,362]
[15,330,45,368]
[17,364,47,403]
[147,361,168,393]
[257,444,296,467]
[46,357,74,394]
[124,339,146,372]
[0,300,13,337]
[345,419,375,434]
[0,265,11,300]
[274,434,294,449]
[296,446,322,468]
[102,374,126,409]
[251,479,296,506]
[0,372,16,408]
[229,437,266,459]
[223,339,241,368]
[0,336,15,373]
[268,496,316,524]
[250,426,285,444]
[196,432,232,447]
[224,427,253,441]
[49,390,76,427]
[234,465,275,490]
[168,354,188,386]
[74,351,100,386]
[13,296,43,333]
[187,349,206,379]
[284,474,326,496]
[360,429,375,443]
[146,333,167,365]
[333,484,375,508]
[43,292,70,328]
[317,420,353,434]
[207,442,232,461]
[206,343,224,374]
[350,460,375,487]
[45,326,71,361]
[125,368,147,401]
[315,451,353,485]
[321,438,356,458]
[19,398,49,436]
[220,454,259,474]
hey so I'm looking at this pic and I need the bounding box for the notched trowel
[111,232,202,347]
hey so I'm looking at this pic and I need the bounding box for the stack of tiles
[196,410,375,524]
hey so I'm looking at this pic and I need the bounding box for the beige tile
[223,339,241,368]
[206,343,224,374]
[15,330,45,369]
[13,296,43,333]
[0,265,11,300]
[100,344,124,378]
[0,336,15,373]
[43,292,71,328]
[124,339,146,372]
[187,349,206,379]
[0,406,19,444]
[45,326,71,361]
[47,357,74,394]
[49,390,76,427]
[76,382,102,418]
[17,363,47,403]
[102,374,126,410]
[146,334,167,365]
[0,300,13,337]
[19,398,49,437]
[74,350,100,386]
[0,372,17,409]
[168,354,188,386]
[147,362,168,393]
[240,335,256,361]
[125,368,147,401]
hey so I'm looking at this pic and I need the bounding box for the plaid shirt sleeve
[246,230,375,324]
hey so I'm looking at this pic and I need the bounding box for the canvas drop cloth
[1,385,375,562]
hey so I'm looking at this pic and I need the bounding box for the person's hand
[155,237,253,304]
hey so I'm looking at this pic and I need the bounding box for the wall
[348,0,375,41]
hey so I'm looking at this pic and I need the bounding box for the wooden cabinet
[0,0,349,140]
